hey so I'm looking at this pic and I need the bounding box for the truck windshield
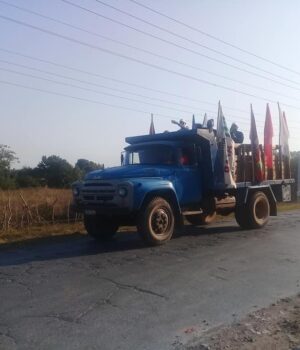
[124,145,176,165]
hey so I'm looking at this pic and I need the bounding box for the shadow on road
[0,223,240,267]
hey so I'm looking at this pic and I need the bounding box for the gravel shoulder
[184,294,300,350]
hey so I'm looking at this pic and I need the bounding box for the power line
[1,14,299,111]
[1,1,299,103]
[0,79,176,119]
[2,76,300,137]
[5,48,296,128]
[0,61,222,114]
[128,0,300,77]
[0,66,201,115]
[0,63,268,123]
[2,74,300,134]
[60,0,300,91]
[90,0,300,86]
[0,47,251,115]
[2,65,300,131]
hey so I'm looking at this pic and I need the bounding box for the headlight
[72,187,80,196]
[118,187,128,197]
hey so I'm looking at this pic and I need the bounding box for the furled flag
[278,103,291,177]
[149,113,155,135]
[216,101,236,188]
[278,104,290,157]
[192,114,196,129]
[264,103,273,179]
[250,104,264,183]
[202,113,208,128]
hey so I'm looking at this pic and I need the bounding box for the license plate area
[282,184,292,202]
[85,209,96,215]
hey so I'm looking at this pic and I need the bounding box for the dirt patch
[186,294,300,350]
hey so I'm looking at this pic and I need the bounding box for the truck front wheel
[84,215,119,240]
[137,197,175,246]
[235,191,270,229]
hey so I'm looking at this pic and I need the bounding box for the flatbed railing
[235,144,291,183]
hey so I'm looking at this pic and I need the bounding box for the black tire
[186,211,217,226]
[235,204,249,229]
[235,191,270,229]
[137,197,175,246]
[84,215,119,241]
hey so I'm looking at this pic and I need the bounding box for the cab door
[173,144,203,206]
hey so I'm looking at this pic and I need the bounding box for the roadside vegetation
[0,187,299,244]
[0,187,84,243]
[0,144,104,189]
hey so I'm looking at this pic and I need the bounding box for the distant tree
[75,158,104,178]
[14,167,41,188]
[0,144,18,189]
[37,155,80,188]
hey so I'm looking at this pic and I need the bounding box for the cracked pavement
[0,210,300,350]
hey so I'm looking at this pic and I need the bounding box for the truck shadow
[0,224,240,267]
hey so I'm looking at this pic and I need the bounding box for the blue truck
[71,128,295,245]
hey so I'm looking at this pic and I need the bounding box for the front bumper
[72,179,134,215]
[71,201,132,216]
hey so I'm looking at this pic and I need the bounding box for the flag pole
[192,114,195,129]
[149,113,155,135]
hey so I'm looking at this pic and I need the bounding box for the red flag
[149,114,155,135]
[250,105,264,182]
[264,103,273,178]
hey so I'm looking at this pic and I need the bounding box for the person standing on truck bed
[230,123,244,144]
[207,119,216,136]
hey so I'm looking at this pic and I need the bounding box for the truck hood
[85,165,175,180]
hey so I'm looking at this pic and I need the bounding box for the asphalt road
[0,211,300,350]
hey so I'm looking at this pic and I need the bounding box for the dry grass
[0,187,80,231]
[277,201,300,211]
[0,188,84,243]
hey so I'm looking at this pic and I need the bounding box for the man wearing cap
[230,123,244,144]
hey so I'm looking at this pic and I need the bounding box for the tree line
[0,144,299,190]
[0,144,104,189]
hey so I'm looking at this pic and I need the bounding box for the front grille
[84,182,112,187]
[82,195,114,201]
[81,181,116,204]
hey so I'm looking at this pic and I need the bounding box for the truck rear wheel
[84,215,119,240]
[137,197,175,246]
[235,191,270,229]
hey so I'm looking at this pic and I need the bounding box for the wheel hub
[255,199,268,220]
[151,208,169,234]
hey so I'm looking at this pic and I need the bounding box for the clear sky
[1,0,300,169]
